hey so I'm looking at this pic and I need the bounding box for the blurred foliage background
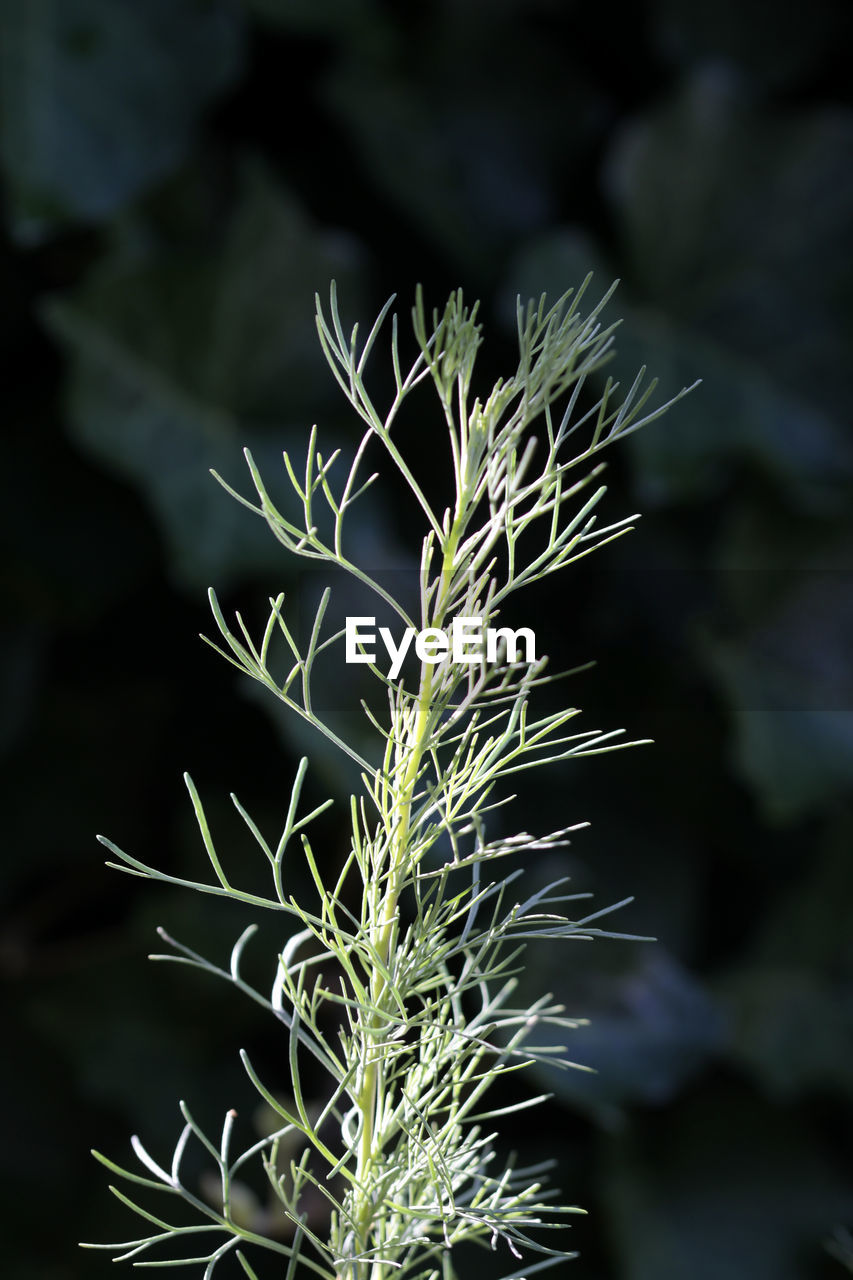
[3,1,853,1277]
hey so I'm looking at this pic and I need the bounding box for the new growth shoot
[87,278,695,1280]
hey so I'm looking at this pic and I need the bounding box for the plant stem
[354,517,462,1277]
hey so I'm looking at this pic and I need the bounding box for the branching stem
[87,281,694,1280]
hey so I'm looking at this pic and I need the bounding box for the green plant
[85,279,694,1279]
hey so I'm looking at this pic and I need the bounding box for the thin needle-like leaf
[89,281,694,1280]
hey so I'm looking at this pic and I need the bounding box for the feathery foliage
[86,279,694,1279]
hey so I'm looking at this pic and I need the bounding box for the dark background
[3,1,853,1277]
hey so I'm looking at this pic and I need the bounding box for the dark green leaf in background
[604,71,853,425]
[703,519,853,821]
[505,230,809,504]
[0,0,246,243]
[719,966,853,1100]
[706,629,853,824]
[42,164,368,588]
[321,5,606,279]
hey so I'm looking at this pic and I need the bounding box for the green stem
[353,517,463,1279]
